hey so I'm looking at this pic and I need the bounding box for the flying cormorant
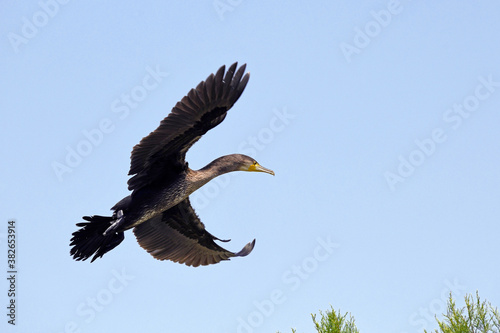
[70,63,274,267]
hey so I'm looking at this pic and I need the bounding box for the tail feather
[70,215,124,262]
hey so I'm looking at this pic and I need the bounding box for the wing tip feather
[234,239,256,257]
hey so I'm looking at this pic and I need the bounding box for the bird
[69,63,274,267]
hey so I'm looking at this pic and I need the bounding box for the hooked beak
[248,163,275,176]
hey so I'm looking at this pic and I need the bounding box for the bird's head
[234,154,275,176]
[204,154,275,177]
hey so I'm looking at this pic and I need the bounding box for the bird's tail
[70,215,125,262]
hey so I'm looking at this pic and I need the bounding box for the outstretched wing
[133,198,255,267]
[128,63,250,192]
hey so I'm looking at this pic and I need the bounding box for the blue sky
[1,1,500,332]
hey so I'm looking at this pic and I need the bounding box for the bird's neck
[187,156,239,192]
[200,156,239,178]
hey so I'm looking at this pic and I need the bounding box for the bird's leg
[103,210,124,236]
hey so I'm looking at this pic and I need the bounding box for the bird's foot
[103,210,124,236]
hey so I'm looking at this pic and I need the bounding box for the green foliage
[311,306,359,333]
[425,291,500,333]
[279,292,499,333]
[277,306,359,333]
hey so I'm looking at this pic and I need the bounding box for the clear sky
[1,1,500,332]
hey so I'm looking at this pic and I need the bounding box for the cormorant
[70,63,274,267]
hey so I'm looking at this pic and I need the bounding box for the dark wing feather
[133,198,255,267]
[128,63,250,192]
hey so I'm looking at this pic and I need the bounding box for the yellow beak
[248,163,275,176]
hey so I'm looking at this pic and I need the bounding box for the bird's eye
[253,161,257,165]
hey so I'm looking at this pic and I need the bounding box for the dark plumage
[70,63,274,266]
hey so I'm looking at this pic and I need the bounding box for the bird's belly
[124,180,189,229]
